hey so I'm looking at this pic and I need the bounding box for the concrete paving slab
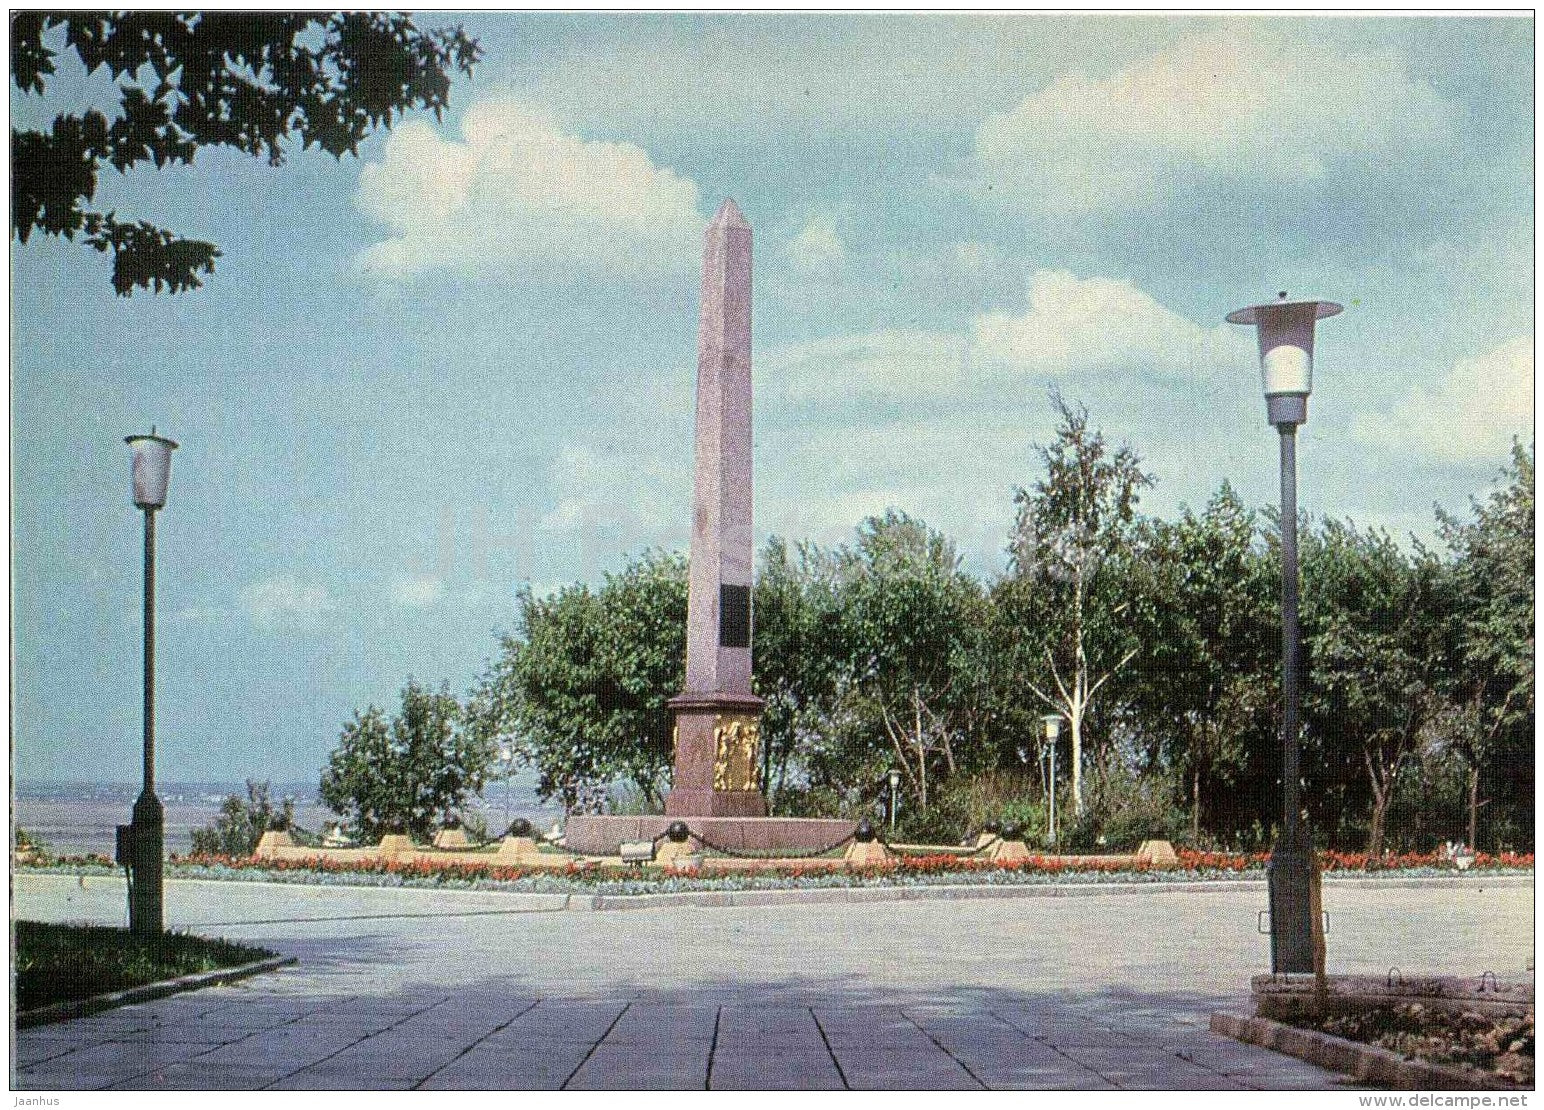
[417,1044,591,1090]
[103,1061,280,1091]
[292,1036,470,1081]
[16,873,1524,1091]
[267,1070,420,1090]
[605,1003,718,1043]
[710,1053,846,1091]
[14,1070,125,1092]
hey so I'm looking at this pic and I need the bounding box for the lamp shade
[1226,296,1341,426]
[125,431,178,509]
[1041,713,1062,741]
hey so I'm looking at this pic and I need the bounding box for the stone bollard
[843,840,891,867]
[254,830,294,859]
[432,826,471,849]
[655,839,702,872]
[494,836,545,864]
[376,834,415,862]
[990,839,1031,864]
[1135,839,1178,867]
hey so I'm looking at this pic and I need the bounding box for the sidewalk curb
[16,954,297,1028]
[567,873,1533,913]
[1209,1010,1527,1091]
[17,870,1531,920]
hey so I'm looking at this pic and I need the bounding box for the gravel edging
[16,954,297,1028]
[1210,1010,1528,1091]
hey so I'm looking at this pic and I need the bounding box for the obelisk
[665,199,766,818]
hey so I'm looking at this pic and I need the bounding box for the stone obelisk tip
[710,198,750,230]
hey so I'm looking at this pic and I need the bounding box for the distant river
[13,780,564,858]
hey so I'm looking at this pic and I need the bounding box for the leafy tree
[190,779,294,856]
[1301,520,1454,856]
[1437,442,1535,848]
[319,679,493,841]
[1003,392,1153,814]
[471,551,688,814]
[11,12,479,294]
[1130,484,1276,840]
[834,510,990,814]
[753,535,846,812]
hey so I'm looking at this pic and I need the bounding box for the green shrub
[191,780,294,857]
[1061,765,1189,852]
[889,770,1051,846]
[607,782,664,816]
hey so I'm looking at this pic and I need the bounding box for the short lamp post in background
[1041,714,1062,847]
[1226,293,1341,975]
[886,768,902,834]
[124,428,177,937]
[497,742,517,828]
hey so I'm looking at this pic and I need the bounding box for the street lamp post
[498,742,516,828]
[1226,293,1341,975]
[886,768,901,834]
[1041,714,1062,846]
[124,428,178,937]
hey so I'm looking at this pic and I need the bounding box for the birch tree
[1004,393,1153,814]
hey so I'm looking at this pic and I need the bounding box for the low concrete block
[432,827,471,849]
[252,830,294,859]
[655,840,702,872]
[376,834,416,861]
[1136,840,1179,866]
[991,839,1031,864]
[493,836,552,866]
[844,841,891,867]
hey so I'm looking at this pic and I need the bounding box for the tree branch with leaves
[11,11,479,294]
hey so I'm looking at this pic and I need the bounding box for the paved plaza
[13,872,1532,1090]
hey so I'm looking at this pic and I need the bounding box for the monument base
[666,690,767,818]
[665,788,765,817]
[565,815,858,857]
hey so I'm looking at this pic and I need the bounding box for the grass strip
[14,920,275,1011]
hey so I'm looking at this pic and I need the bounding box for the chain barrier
[685,827,858,860]
[878,834,1003,858]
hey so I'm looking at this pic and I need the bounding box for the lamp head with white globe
[1225,292,1342,428]
[124,427,179,510]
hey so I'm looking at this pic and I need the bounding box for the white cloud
[355,99,705,281]
[971,269,1250,376]
[784,215,846,279]
[1354,337,1533,463]
[976,30,1455,215]
[170,604,226,626]
[768,329,972,403]
[390,574,445,609]
[539,442,685,537]
[239,575,337,631]
[769,270,1247,405]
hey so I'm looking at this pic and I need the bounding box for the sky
[11,13,1534,784]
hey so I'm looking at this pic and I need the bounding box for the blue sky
[12,14,1533,783]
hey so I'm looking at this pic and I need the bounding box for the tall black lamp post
[1226,293,1341,974]
[125,428,177,936]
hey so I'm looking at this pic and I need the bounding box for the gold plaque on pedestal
[713,714,761,792]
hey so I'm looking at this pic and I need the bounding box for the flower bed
[1298,1004,1533,1087]
[17,846,1531,897]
